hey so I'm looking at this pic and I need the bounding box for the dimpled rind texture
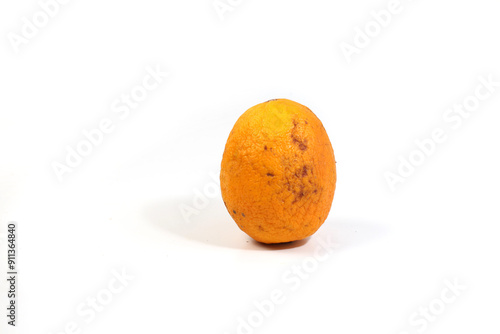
[220,99,336,244]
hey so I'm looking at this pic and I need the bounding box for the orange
[220,99,336,244]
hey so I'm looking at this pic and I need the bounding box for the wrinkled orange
[220,99,336,244]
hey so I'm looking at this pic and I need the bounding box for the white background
[1,0,500,333]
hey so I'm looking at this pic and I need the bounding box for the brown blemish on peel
[291,119,308,151]
[301,166,308,177]
[264,145,268,150]
[242,213,245,217]
[292,184,306,204]
[293,165,308,179]
[292,138,308,151]
[267,173,274,177]
[233,210,236,214]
